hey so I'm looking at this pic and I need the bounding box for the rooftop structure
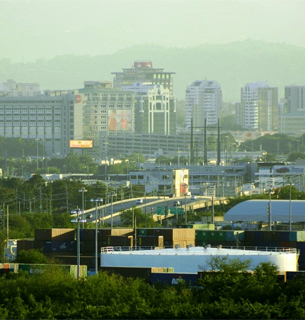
[111,61,175,94]
[224,200,305,222]
[101,246,299,273]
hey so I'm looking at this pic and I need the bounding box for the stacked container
[195,230,244,247]
[33,228,76,256]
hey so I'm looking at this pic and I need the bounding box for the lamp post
[79,187,87,228]
[71,208,85,279]
[108,191,117,228]
[184,194,187,225]
[35,138,40,169]
[268,190,272,231]
[90,198,103,274]
[289,180,292,231]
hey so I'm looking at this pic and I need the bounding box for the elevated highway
[71,196,227,225]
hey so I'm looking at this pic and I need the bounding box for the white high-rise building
[237,81,278,131]
[185,80,222,131]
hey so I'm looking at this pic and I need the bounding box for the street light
[108,191,117,228]
[90,198,103,275]
[289,180,292,231]
[268,189,273,231]
[79,187,87,228]
[35,138,40,170]
[71,208,86,279]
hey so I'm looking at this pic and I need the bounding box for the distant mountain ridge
[1,39,305,102]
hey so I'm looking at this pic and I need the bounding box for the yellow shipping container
[111,228,133,236]
[173,229,195,241]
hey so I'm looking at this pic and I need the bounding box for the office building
[0,90,84,156]
[185,80,222,132]
[0,79,40,97]
[279,86,305,136]
[80,81,135,140]
[112,61,175,94]
[236,82,278,131]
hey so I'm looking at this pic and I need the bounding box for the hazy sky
[1,0,305,62]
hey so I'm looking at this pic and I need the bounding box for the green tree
[120,207,155,227]
[15,249,48,264]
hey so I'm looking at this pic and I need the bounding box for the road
[71,196,227,225]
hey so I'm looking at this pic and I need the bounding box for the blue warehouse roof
[224,200,305,222]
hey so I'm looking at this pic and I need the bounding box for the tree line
[0,257,305,319]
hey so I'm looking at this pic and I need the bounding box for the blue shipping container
[150,273,198,286]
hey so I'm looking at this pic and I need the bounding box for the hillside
[1,39,305,101]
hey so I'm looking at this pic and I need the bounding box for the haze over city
[1,0,305,62]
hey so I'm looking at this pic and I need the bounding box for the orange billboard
[69,140,93,148]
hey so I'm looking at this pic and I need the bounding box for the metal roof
[224,200,305,222]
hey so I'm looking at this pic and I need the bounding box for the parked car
[173,200,180,206]
[191,195,197,200]
[135,199,143,204]
[169,194,176,198]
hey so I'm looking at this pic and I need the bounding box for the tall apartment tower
[185,80,222,131]
[278,86,305,135]
[285,86,305,113]
[112,61,175,94]
[236,82,278,131]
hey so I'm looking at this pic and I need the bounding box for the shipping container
[17,240,35,254]
[18,263,87,278]
[0,263,16,275]
[42,241,76,254]
[173,229,195,241]
[107,235,132,247]
[34,241,44,250]
[100,266,152,282]
[150,273,198,286]
[111,228,133,236]
[35,229,75,241]
[280,241,297,248]
[244,231,256,242]
[262,231,281,242]
[290,231,305,242]
[138,236,159,247]
[137,229,148,236]
[52,255,95,270]
[80,240,95,255]
[285,271,305,282]
[158,236,164,248]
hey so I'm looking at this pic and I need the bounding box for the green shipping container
[290,231,305,242]
[137,229,148,236]
[18,264,87,278]
[225,231,245,242]
[195,231,209,241]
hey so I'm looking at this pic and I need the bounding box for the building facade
[185,80,222,132]
[121,83,176,135]
[237,82,278,131]
[279,86,305,136]
[0,90,85,156]
[0,79,40,97]
[112,61,175,94]
[80,81,135,141]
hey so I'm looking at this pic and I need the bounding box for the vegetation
[120,207,155,227]
[0,257,304,318]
